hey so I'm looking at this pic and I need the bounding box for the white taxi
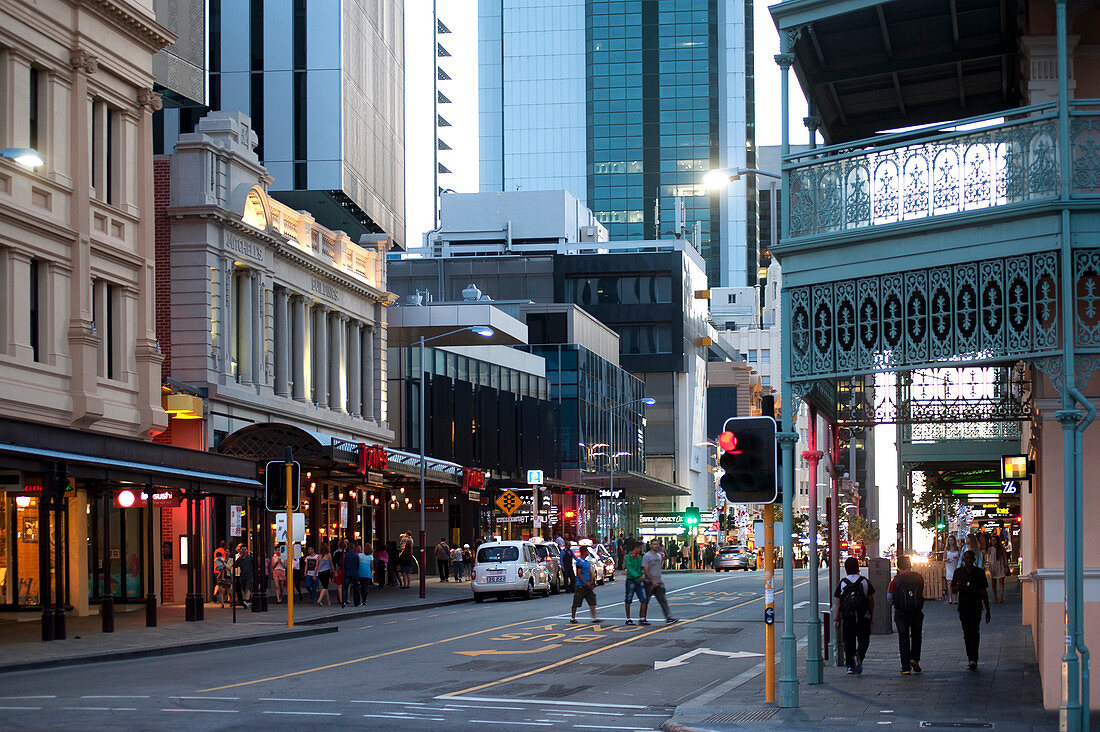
[471,540,551,602]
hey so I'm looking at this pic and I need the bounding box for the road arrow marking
[668,600,716,606]
[793,601,810,609]
[653,648,764,670]
[455,644,562,657]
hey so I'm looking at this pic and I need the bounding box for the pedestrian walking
[214,553,230,607]
[303,546,318,602]
[375,544,388,589]
[623,541,647,625]
[398,536,414,588]
[342,542,361,607]
[271,549,286,602]
[833,556,875,675]
[951,549,991,670]
[332,540,346,606]
[561,541,576,592]
[316,542,333,606]
[888,554,925,674]
[570,547,600,624]
[435,538,451,582]
[966,534,984,568]
[680,542,690,569]
[988,540,1009,603]
[944,536,961,604]
[642,539,678,624]
[358,543,372,602]
[450,544,465,582]
[235,543,254,608]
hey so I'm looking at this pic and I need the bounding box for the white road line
[350,700,429,705]
[62,707,138,712]
[469,720,551,727]
[0,706,41,711]
[685,637,810,706]
[82,695,150,699]
[0,696,56,700]
[161,708,239,714]
[262,710,343,716]
[441,703,525,710]
[266,697,336,702]
[573,726,653,730]
[170,696,240,701]
[553,710,624,717]
[634,713,671,717]
[439,695,645,710]
[362,713,446,721]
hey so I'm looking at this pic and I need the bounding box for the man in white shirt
[641,539,678,625]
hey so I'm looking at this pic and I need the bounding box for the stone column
[291,295,307,401]
[312,305,328,408]
[329,312,346,413]
[361,325,375,422]
[274,287,290,397]
[252,272,265,389]
[347,320,362,418]
[236,269,253,384]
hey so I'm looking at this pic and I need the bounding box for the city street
[0,570,818,730]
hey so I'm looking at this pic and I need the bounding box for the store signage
[357,444,388,474]
[640,513,683,525]
[467,490,481,501]
[114,489,180,508]
[527,469,544,485]
[1001,480,1019,495]
[463,468,485,494]
[230,505,243,537]
[339,501,348,528]
[495,516,526,523]
[599,489,623,499]
[366,470,385,487]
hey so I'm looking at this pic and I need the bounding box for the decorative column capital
[138,88,162,112]
[336,312,350,323]
[801,449,824,467]
[290,293,306,304]
[70,48,99,74]
[774,52,795,70]
[776,431,800,447]
[803,115,821,131]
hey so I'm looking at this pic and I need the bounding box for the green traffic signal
[684,505,700,528]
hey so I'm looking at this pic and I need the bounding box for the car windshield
[477,546,519,563]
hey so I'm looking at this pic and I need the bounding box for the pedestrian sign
[496,489,522,516]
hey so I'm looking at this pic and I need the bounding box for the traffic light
[718,416,777,504]
[265,459,301,512]
[684,505,701,530]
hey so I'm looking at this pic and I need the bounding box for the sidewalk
[664,578,1085,731]
[0,577,472,674]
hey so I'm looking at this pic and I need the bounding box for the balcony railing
[785,101,1100,239]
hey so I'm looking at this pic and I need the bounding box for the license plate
[484,576,505,583]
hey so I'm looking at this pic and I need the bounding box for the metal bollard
[101,594,115,633]
[822,611,830,661]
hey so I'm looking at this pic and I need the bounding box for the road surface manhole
[703,708,778,723]
[919,724,993,729]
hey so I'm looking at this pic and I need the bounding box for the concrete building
[478,0,757,288]
[160,0,405,245]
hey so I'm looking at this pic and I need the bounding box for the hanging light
[400,487,405,494]
[15,496,31,508]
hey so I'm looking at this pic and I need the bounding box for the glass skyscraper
[479,0,756,287]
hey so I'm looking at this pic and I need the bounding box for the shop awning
[0,419,260,496]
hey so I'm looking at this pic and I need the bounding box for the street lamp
[417,325,494,598]
[597,397,655,539]
[704,167,781,296]
[1,147,44,169]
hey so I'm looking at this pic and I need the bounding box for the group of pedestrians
[834,546,994,677]
[433,539,473,582]
[562,538,679,626]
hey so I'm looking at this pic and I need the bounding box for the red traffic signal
[718,430,741,454]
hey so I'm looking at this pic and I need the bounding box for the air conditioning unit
[579,226,598,242]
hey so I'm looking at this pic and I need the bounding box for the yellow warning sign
[495,489,522,517]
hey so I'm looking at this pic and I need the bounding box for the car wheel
[522,581,534,600]
[550,573,561,595]
[474,594,485,603]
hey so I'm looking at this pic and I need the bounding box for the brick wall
[161,509,174,601]
[154,156,172,376]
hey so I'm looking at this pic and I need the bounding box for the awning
[0,418,260,496]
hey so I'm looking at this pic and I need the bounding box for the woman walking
[303,546,318,602]
[375,543,388,589]
[966,534,984,569]
[316,542,333,606]
[271,549,286,603]
[988,540,1009,603]
[399,536,414,588]
[944,536,961,604]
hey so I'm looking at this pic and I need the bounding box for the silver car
[532,541,564,594]
[714,545,757,571]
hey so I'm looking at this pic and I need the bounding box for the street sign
[265,460,301,512]
[496,489,522,516]
[230,505,243,537]
[495,515,526,523]
[527,469,544,485]
[275,512,306,543]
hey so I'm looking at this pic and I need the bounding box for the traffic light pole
[803,408,823,685]
[285,447,294,628]
[763,502,775,702]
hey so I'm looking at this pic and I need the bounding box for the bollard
[822,611,830,661]
[101,594,115,633]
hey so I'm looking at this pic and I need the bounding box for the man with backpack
[888,554,925,674]
[833,556,875,675]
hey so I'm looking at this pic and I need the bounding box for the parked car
[531,540,564,594]
[714,545,758,571]
[471,540,551,602]
[594,543,617,583]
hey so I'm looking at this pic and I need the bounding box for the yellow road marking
[455,643,563,657]
[197,618,535,692]
[442,580,809,698]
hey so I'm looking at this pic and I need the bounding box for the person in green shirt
[623,541,648,625]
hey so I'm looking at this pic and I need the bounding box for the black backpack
[839,577,870,619]
[893,574,922,612]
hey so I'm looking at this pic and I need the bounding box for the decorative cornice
[138,87,162,112]
[70,48,99,74]
[77,0,176,51]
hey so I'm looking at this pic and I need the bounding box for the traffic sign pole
[764,502,775,702]
[285,447,294,628]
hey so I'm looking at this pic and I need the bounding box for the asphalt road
[0,569,825,731]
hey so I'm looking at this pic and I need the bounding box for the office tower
[161,0,406,246]
[479,0,756,287]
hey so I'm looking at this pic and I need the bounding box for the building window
[760,349,770,364]
[567,275,672,306]
[90,101,119,205]
[28,67,39,151]
[29,258,41,362]
[93,279,119,379]
[727,293,736,304]
[748,349,757,362]
[761,375,771,386]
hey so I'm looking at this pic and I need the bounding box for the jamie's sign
[357,444,388,474]
[462,468,485,494]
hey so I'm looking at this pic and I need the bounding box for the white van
[471,540,551,602]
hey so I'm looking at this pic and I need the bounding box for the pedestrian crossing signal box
[683,506,701,529]
[718,416,777,504]
[265,460,301,512]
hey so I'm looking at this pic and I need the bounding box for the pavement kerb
[295,595,472,625]
[0,624,339,675]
